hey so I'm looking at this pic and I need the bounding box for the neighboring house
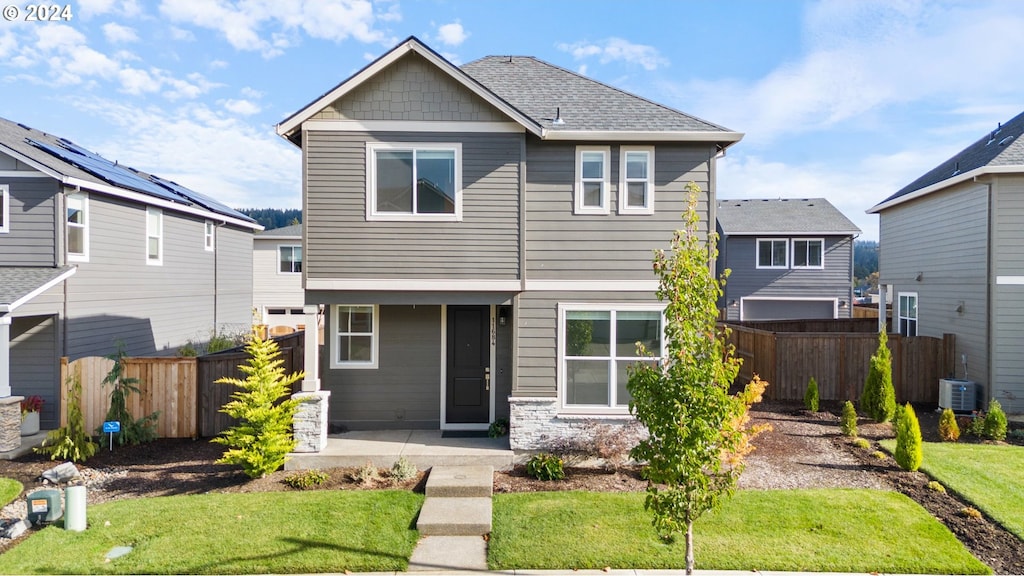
[716,198,861,321]
[868,110,1024,414]
[0,116,260,430]
[275,37,743,451]
[253,224,306,330]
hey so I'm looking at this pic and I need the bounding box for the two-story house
[868,110,1024,414]
[253,224,306,331]
[716,198,860,321]
[276,37,742,451]
[0,116,259,434]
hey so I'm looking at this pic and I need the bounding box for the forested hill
[237,208,302,230]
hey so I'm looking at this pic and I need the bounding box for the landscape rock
[0,519,29,539]
[41,462,79,484]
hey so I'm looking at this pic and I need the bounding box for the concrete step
[417,497,492,536]
[425,465,493,498]
[408,535,488,571]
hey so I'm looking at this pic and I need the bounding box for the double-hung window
[575,146,610,214]
[331,304,378,369]
[756,238,789,268]
[204,220,215,251]
[898,293,918,337]
[0,185,9,234]
[559,305,664,412]
[618,146,655,214]
[146,207,163,265]
[367,143,461,221]
[66,192,88,261]
[279,245,302,274]
[791,239,824,268]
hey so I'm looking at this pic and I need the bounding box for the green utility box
[26,489,62,524]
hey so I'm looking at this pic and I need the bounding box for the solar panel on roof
[148,175,251,221]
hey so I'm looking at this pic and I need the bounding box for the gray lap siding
[0,177,59,266]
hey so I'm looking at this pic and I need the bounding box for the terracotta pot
[20,411,40,436]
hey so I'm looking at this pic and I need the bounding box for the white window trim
[278,244,302,275]
[0,185,8,234]
[791,238,825,269]
[146,207,163,266]
[330,304,379,369]
[365,142,463,222]
[66,192,89,263]
[618,146,655,215]
[898,292,918,337]
[204,220,215,252]
[756,238,789,269]
[557,303,665,415]
[574,146,611,215]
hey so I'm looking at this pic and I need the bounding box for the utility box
[26,489,63,524]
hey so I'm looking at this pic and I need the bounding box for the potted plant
[20,395,43,436]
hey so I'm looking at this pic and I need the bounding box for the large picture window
[756,238,789,268]
[66,192,88,262]
[792,239,824,268]
[898,292,918,337]
[367,143,461,221]
[331,304,378,368]
[560,305,663,411]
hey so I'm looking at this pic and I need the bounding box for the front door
[446,305,490,425]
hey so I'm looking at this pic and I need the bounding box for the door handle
[484,368,491,391]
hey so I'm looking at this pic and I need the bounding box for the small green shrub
[959,507,983,520]
[853,437,871,449]
[1009,429,1024,442]
[982,399,1008,441]
[840,400,858,437]
[927,481,946,493]
[959,414,984,437]
[389,457,418,482]
[36,369,97,462]
[938,408,960,442]
[97,343,159,446]
[352,462,380,485]
[488,418,509,438]
[804,377,819,412]
[526,453,565,481]
[861,330,896,423]
[283,469,329,489]
[871,450,887,460]
[207,332,239,354]
[177,341,199,357]
[894,403,923,471]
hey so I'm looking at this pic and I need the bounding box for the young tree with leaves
[861,329,896,423]
[627,183,768,575]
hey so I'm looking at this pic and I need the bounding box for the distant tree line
[236,208,302,230]
[854,240,878,285]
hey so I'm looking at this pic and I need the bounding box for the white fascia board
[867,165,1024,214]
[276,39,543,140]
[524,280,658,291]
[996,276,1024,285]
[63,177,263,230]
[306,278,523,291]
[302,120,525,133]
[726,231,860,236]
[541,130,745,143]
[4,266,77,313]
[0,171,50,178]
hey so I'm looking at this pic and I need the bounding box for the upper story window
[618,147,655,214]
[66,192,88,262]
[792,239,824,268]
[0,185,9,234]
[331,304,378,369]
[898,292,918,337]
[575,146,610,215]
[366,142,462,222]
[204,220,215,251]
[279,245,302,274]
[756,238,789,269]
[146,207,163,265]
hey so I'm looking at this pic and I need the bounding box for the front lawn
[490,489,989,574]
[0,490,423,575]
[882,440,1024,540]
[0,478,23,506]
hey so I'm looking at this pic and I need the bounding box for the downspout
[982,178,993,407]
[214,220,226,333]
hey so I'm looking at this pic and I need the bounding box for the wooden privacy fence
[60,356,198,438]
[726,322,955,404]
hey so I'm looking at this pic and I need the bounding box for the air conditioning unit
[939,379,976,412]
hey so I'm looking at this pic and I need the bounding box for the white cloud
[209,59,229,70]
[78,0,143,18]
[103,22,139,44]
[170,27,195,42]
[222,98,261,115]
[436,21,468,46]
[118,67,157,94]
[240,86,262,98]
[557,38,669,71]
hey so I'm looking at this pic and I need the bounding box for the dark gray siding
[991,175,1024,412]
[878,180,989,387]
[10,315,59,428]
[524,140,713,280]
[0,177,58,266]
[305,130,522,279]
[215,225,255,332]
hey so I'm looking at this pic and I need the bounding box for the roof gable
[716,198,861,236]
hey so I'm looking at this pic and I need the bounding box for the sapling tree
[98,343,159,445]
[627,183,768,575]
[861,329,896,423]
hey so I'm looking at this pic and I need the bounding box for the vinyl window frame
[66,191,89,262]
[898,292,918,337]
[575,146,611,215]
[365,142,462,222]
[330,304,379,369]
[278,244,302,274]
[618,146,655,214]
[791,238,824,269]
[756,238,789,269]
[0,185,8,234]
[146,207,163,266]
[204,220,215,252]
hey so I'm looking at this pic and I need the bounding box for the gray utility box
[26,489,62,524]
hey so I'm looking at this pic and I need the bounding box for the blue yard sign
[103,421,120,451]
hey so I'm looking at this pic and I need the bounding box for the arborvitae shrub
[861,330,896,423]
[804,377,820,412]
[938,408,960,442]
[840,400,858,437]
[894,403,923,471]
[983,399,1008,441]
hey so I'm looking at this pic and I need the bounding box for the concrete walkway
[409,465,493,572]
[286,431,515,471]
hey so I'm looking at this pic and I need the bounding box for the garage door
[742,299,836,321]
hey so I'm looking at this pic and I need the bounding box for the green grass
[0,490,423,575]
[490,489,989,574]
[881,440,1024,540]
[0,478,23,507]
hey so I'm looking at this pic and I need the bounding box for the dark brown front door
[446,305,490,424]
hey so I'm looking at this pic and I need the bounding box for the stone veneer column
[0,396,24,452]
[292,390,330,453]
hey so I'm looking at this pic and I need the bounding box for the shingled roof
[869,110,1024,213]
[0,266,76,312]
[716,198,861,236]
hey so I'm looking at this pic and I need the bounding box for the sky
[3,0,1024,241]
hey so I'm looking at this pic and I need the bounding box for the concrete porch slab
[425,465,493,498]
[284,430,514,471]
[417,496,492,536]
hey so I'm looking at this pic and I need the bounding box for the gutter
[867,165,1024,214]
